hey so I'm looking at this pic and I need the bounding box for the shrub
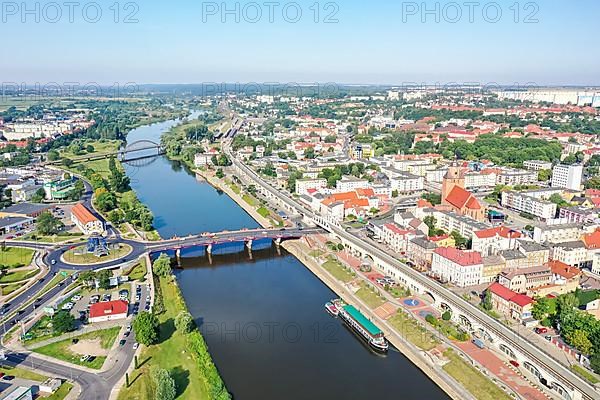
[442,311,452,321]
[425,314,437,325]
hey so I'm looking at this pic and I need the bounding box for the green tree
[96,192,117,212]
[95,269,112,289]
[133,311,159,346]
[450,230,468,249]
[442,311,452,321]
[69,180,85,201]
[482,290,493,311]
[151,367,176,400]
[538,169,552,181]
[47,150,60,161]
[36,211,63,235]
[86,144,95,153]
[590,354,600,374]
[109,209,125,225]
[215,169,225,179]
[31,188,47,203]
[566,329,593,355]
[424,216,437,237]
[153,253,172,277]
[52,311,76,334]
[175,311,195,334]
[62,158,73,167]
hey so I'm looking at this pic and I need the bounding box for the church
[441,163,486,221]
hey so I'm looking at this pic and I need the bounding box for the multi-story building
[533,223,588,244]
[295,178,327,195]
[424,209,490,239]
[558,206,598,224]
[501,190,558,221]
[335,176,370,192]
[472,226,522,256]
[407,237,437,271]
[496,168,538,186]
[487,282,534,323]
[43,177,77,201]
[71,203,104,235]
[381,223,417,253]
[523,160,553,171]
[498,265,553,293]
[389,172,424,194]
[552,164,583,191]
[551,241,591,268]
[431,247,483,287]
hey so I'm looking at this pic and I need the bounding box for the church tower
[441,162,465,205]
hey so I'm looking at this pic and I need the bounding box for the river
[123,116,449,400]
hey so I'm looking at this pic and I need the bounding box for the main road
[226,145,598,400]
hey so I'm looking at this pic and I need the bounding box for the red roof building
[89,300,129,323]
[487,283,534,322]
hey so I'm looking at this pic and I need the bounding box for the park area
[0,247,35,267]
[62,243,132,265]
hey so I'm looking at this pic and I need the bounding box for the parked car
[535,327,548,334]
[133,342,139,350]
[80,355,90,363]
[119,339,126,346]
[509,360,520,367]
[2,375,15,381]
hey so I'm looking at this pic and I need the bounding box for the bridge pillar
[175,248,181,266]
[206,244,213,254]
[245,240,253,250]
[274,238,282,246]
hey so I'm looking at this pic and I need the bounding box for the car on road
[51,259,56,265]
[509,360,520,367]
[126,325,132,332]
[2,375,15,381]
[119,339,126,346]
[535,327,548,334]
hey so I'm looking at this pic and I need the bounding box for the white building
[552,164,583,191]
[295,178,327,195]
[501,190,559,221]
[71,203,104,235]
[389,172,424,194]
[523,160,553,171]
[335,176,369,192]
[431,247,483,287]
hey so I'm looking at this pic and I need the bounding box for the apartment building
[496,168,538,186]
[523,160,553,171]
[336,176,370,192]
[552,164,583,191]
[501,190,558,220]
[295,178,327,195]
[551,241,591,268]
[533,223,586,244]
[498,265,553,293]
[558,206,598,224]
[431,247,483,287]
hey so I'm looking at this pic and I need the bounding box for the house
[487,282,534,323]
[527,260,582,298]
[381,223,417,253]
[431,247,483,287]
[89,300,128,323]
[407,237,437,271]
[295,178,327,195]
[71,203,105,235]
[472,226,522,256]
[550,240,591,268]
[498,265,553,293]
[482,255,506,283]
[428,234,455,248]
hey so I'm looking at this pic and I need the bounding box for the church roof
[446,186,481,210]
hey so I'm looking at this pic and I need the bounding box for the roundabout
[60,243,134,266]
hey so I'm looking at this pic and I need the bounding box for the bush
[175,311,195,334]
[442,311,452,321]
[153,253,172,278]
[151,367,176,400]
[425,314,437,325]
[132,311,159,345]
[541,317,553,327]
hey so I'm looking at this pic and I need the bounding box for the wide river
[124,116,449,400]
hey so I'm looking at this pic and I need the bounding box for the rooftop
[434,247,482,266]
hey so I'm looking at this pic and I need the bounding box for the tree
[482,290,493,311]
[151,367,176,400]
[153,253,172,277]
[538,169,552,181]
[133,311,159,345]
[424,216,437,237]
[47,150,60,161]
[86,144,95,153]
[96,191,117,212]
[532,296,556,320]
[566,329,593,355]
[215,168,225,179]
[175,311,195,334]
[36,212,62,235]
[450,230,468,249]
[52,311,76,334]
[442,311,451,321]
[31,187,47,203]
[303,147,316,159]
[109,209,125,225]
[62,158,73,167]
[95,269,112,290]
[69,180,85,201]
[590,354,600,374]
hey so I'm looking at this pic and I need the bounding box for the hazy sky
[1,0,599,85]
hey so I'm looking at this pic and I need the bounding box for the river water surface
[123,117,449,400]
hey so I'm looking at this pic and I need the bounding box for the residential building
[295,178,327,195]
[487,283,534,323]
[472,226,522,256]
[482,255,506,283]
[407,237,437,271]
[552,164,583,191]
[498,265,553,293]
[558,206,598,224]
[336,175,370,192]
[533,223,588,244]
[496,168,538,186]
[550,241,591,268]
[431,247,483,287]
[523,160,553,171]
[71,203,104,235]
[424,209,490,239]
[381,223,417,253]
[389,172,424,194]
[43,177,76,200]
[501,190,558,221]
[89,300,129,323]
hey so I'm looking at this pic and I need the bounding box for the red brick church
[441,163,486,221]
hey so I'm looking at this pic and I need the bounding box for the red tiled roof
[445,186,481,210]
[434,247,482,266]
[488,282,516,301]
[547,260,582,280]
[417,199,433,208]
[474,226,522,239]
[511,294,534,308]
[583,229,600,250]
[89,300,128,319]
[71,203,99,225]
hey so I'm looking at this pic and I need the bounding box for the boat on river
[338,304,389,353]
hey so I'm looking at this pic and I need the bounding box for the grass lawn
[117,277,209,400]
[321,257,354,283]
[0,268,39,283]
[46,382,74,400]
[388,311,440,351]
[18,232,84,243]
[0,247,35,267]
[242,194,258,207]
[228,182,241,194]
[63,244,132,265]
[442,349,512,400]
[571,364,600,384]
[309,249,324,258]
[0,283,22,296]
[257,206,270,218]
[0,365,48,382]
[34,327,121,370]
[355,282,386,309]
[125,259,147,281]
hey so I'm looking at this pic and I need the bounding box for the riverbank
[197,168,468,400]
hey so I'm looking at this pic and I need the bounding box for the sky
[1,0,599,86]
